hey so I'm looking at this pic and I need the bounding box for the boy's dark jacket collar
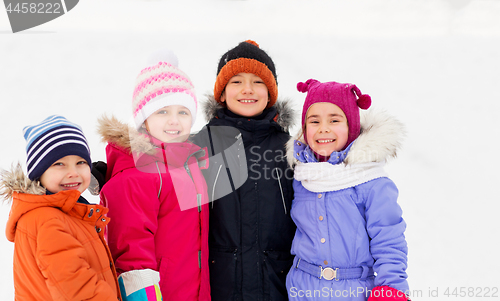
[201,94,296,133]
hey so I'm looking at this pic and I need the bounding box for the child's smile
[161,128,186,141]
[61,182,81,189]
[164,130,181,135]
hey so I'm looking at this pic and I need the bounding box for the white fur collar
[0,163,46,201]
[286,109,405,167]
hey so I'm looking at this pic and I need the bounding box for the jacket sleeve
[365,177,409,294]
[36,217,118,300]
[101,171,160,275]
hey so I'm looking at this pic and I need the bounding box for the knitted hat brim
[28,142,91,180]
[214,58,277,108]
[23,115,92,180]
[133,93,197,129]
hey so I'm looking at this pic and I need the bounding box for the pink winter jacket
[98,116,210,301]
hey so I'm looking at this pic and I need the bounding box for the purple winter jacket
[285,110,409,300]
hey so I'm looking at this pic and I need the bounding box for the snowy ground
[1,0,500,300]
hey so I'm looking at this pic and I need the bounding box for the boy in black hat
[192,40,296,301]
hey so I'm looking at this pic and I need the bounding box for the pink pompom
[357,94,371,110]
[297,82,309,93]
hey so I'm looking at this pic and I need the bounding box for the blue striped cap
[23,115,91,180]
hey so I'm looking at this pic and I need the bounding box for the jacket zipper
[159,148,205,270]
[255,180,262,299]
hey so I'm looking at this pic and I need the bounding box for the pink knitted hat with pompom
[298,79,371,148]
[132,48,197,129]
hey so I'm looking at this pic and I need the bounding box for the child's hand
[89,161,107,195]
[368,286,411,301]
[118,269,162,301]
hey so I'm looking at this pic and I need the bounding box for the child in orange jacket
[0,115,121,301]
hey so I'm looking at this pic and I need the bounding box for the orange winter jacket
[2,166,121,301]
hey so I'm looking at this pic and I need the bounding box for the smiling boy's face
[39,155,91,194]
[221,73,269,117]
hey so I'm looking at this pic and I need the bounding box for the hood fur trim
[201,94,297,132]
[0,163,46,202]
[345,109,405,164]
[287,109,405,167]
[97,115,157,155]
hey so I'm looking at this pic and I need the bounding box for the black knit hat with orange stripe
[214,40,278,108]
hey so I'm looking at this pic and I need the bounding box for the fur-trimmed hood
[201,94,297,132]
[0,164,46,201]
[0,163,120,300]
[286,109,405,167]
[97,115,158,156]
[0,163,83,243]
[98,115,209,180]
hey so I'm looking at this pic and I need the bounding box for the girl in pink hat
[97,49,210,301]
[285,79,410,301]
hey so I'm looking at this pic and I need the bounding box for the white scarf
[294,161,388,193]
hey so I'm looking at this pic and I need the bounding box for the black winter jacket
[192,97,297,301]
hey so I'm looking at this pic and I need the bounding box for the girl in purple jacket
[285,79,410,301]
[98,50,210,301]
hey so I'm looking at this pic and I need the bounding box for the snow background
[1,0,499,299]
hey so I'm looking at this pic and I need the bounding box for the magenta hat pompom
[351,84,372,110]
[298,79,371,148]
[297,81,310,93]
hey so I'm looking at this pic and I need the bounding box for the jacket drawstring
[274,167,287,215]
[184,149,206,213]
[155,162,163,198]
[212,164,223,209]
[182,149,206,270]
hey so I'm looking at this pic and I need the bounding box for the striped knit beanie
[132,48,197,129]
[214,40,278,108]
[23,115,91,181]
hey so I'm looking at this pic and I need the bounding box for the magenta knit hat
[132,48,197,129]
[298,79,371,148]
